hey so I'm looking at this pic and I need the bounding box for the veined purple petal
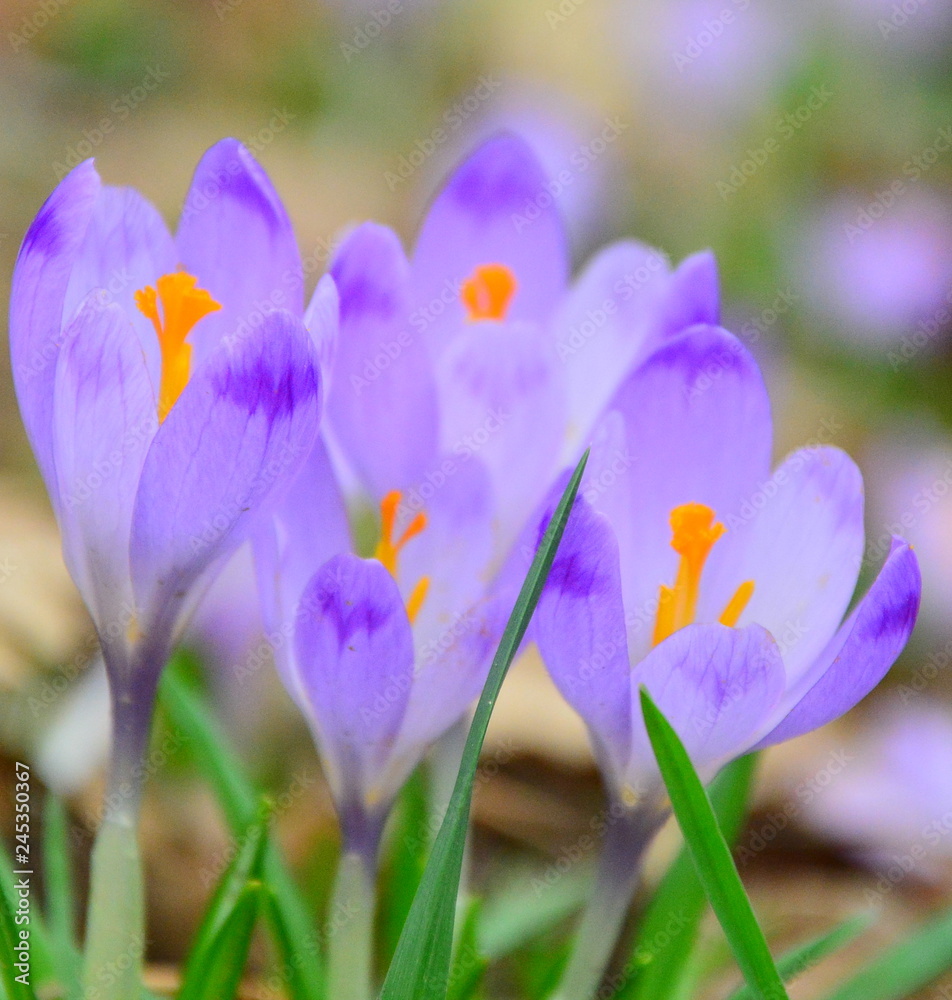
[555,240,672,459]
[534,494,633,779]
[63,185,177,390]
[599,326,773,661]
[436,319,566,552]
[52,294,156,637]
[130,310,321,629]
[713,446,865,686]
[328,223,440,497]
[293,554,415,806]
[176,139,303,368]
[755,540,921,749]
[411,133,568,346]
[656,250,720,339]
[10,160,101,487]
[630,623,785,786]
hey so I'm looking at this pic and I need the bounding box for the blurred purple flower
[803,701,952,878]
[533,325,920,807]
[9,138,324,814]
[798,190,952,349]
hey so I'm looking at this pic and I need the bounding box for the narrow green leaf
[618,755,759,1000]
[0,864,38,1000]
[0,840,54,991]
[821,904,952,1000]
[178,881,263,1000]
[159,664,324,1000]
[725,914,871,1000]
[379,451,588,1000]
[639,688,789,1000]
[179,803,270,988]
[41,795,82,990]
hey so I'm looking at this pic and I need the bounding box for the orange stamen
[374,490,430,622]
[135,271,221,422]
[652,503,756,645]
[461,263,517,322]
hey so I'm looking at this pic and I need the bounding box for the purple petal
[411,133,568,345]
[554,240,673,458]
[435,319,566,552]
[327,223,440,497]
[52,294,156,633]
[715,446,865,686]
[10,161,101,486]
[176,139,302,368]
[534,494,633,778]
[594,326,772,662]
[130,310,321,627]
[303,274,339,402]
[755,540,921,749]
[630,623,786,786]
[293,554,415,804]
[63,184,177,389]
[656,250,720,339]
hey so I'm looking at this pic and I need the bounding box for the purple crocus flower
[536,324,920,804]
[256,134,719,864]
[9,138,324,813]
[530,323,921,997]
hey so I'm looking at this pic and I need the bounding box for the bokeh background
[1,0,952,995]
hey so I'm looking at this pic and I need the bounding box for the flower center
[135,271,222,422]
[374,490,430,623]
[651,502,755,646]
[461,263,517,322]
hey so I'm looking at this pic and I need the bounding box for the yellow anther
[461,263,517,322]
[135,271,221,422]
[374,490,430,623]
[652,503,755,645]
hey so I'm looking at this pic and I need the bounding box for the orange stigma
[135,271,222,422]
[652,503,755,646]
[461,263,517,322]
[374,490,430,624]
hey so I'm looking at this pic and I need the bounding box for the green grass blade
[379,451,588,1000]
[725,914,871,1000]
[0,863,38,1000]
[159,664,324,1000]
[0,840,54,991]
[639,688,789,1000]
[618,754,759,1000]
[820,905,952,1000]
[179,804,269,988]
[41,796,82,989]
[177,881,263,1000]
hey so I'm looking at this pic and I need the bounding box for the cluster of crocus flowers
[10,131,922,1000]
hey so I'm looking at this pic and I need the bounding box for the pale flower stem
[327,850,377,1000]
[82,811,145,1000]
[555,804,663,1000]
